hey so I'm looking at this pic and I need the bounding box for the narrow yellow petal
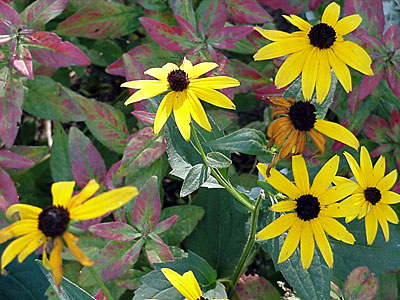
[162,62,179,72]
[270,200,297,212]
[161,268,202,300]
[1,232,38,271]
[187,62,218,78]
[50,237,63,287]
[260,166,301,200]
[310,219,333,268]
[180,57,193,74]
[380,191,400,204]
[327,49,352,92]
[314,119,359,150]
[69,187,138,220]
[318,216,355,244]
[190,86,235,110]
[343,151,367,189]
[316,49,331,103]
[300,221,314,269]
[51,181,75,208]
[190,76,240,89]
[301,47,318,100]
[322,202,361,218]
[0,226,13,243]
[173,91,191,141]
[282,15,312,32]
[376,170,397,192]
[187,90,211,132]
[377,203,399,224]
[278,219,302,264]
[332,41,373,75]
[42,241,50,270]
[365,210,378,245]
[311,155,339,198]
[374,205,389,242]
[63,232,94,266]
[68,180,100,210]
[360,146,374,187]
[275,47,310,89]
[292,155,310,195]
[121,80,167,90]
[144,67,170,81]
[321,2,340,27]
[9,220,40,236]
[254,27,291,41]
[334,15,362,36]
[154,92,174,135]
[123,83,168,105]
[18,231,46,263]
[373,155,386,185]
[318,182,358,205]
[256,213,297,240]
[6,204,42,220]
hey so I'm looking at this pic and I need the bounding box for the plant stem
[190,124,254,212]
[228,193,263,297]
[88,266,115,300]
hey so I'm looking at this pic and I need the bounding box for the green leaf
[50,122,73,182]
[180,164,209,197]
[205,128,269,156]
[206,152,231,168]
[159,205,205,245]
[375,272,398,300]
[183,188,249,277]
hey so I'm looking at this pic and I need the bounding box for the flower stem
[227,192,263,297]
[88,266,115,300]
[190,124,255,212]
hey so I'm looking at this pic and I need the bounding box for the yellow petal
[360,146,374,187]
[144,67,170,80]
[310,155,339,198]
[334,15,362,36]
[0,226,13,243]
[310,219,333,268]
[254,27,291,41]
[69,186,138,220]
[63,232,94,266]
[51,181,75,208]
[161,268,202,300]
[318,216,355,244]
[187,62,218,78]
[300,221,314,269]
[275,47,310,89]
[18,231,46,263]
[292,155,309,195]
[376,170,397,192]
[321,2,340,27]
[282,15,312,32]
[121,80,167,90]
[343,151,367,189]
[173,91,192,141]
[6,204,42,220]
[256,213,297,240]
[365,209,378,245]
[377,203,399,224]
[270,200,297,212]
[187,90,211,132]
[123,83,169,105]
[162,62,179,72]
[190,76,240,89]
[322,202,361,218]
[180,57,193,74]
[380,191,400,204]
[50,237,63,287]
[260,166,301,200]
[190,86,235,110]
[374,204,390,242]
[314,119,359,150]
[301,47,318,100]
[68,180,100,210]
[316,50,331,103]
[278,219,302,264]
[327,49,352,92]
[154,92,174,135]
[318,182,358,205]
[332,41,373,75]
[373,155,386,184]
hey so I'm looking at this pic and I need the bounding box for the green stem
[88,266,115,300]
[228,193,263,297]
[190,124,254,212]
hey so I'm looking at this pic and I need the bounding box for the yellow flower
[335,146,400,245]
[0,180,138,287]
[254,2,373,103]
[266,97,359,168]
[147,268,227,300]
[121,58,240,141]
[257,155,359,269]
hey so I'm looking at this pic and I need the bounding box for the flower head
[257,155,359,268]
[148,268,227,300]
[267,97,359,167]
[254,2,373,103]
[0,180,138,286]
[335,146,400,245]
[121,58,240,141]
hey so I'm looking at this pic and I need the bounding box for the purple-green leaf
[363,115,389,143]
[386,64,400,99]
[344,266,378,300]
[55,0,139,39]
[12,47,33,79]
[390,109,400,136]
[0,74,23,148]
[227,0,272,24]
[136,0,168,12]
[0,167,18,212]
[105,161,123,190]
[77,97,129,154]
[196,0,227,36]
[208,26,253,49]
[235,274,281,300]
[122,53,146,81]
[258,0,307,14]
[152,215,178,235]
[68,127,106,188]
[9,145,49,164]
[23,75,86,121]
[20,0,69,30]
[132,110,155,126]
[145,234,174,265]
[117,127,166,176]
[27,32,90,67]
[90,222,140,242]
[0,1,20,29]
[230,59,264,93]
[358,62,385,100]
[0,150,34,169]
[169,0,197,30]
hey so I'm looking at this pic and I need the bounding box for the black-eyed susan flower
[0,180,138,286]
[335,146,400,245]
[257,155,359,269]
[267,97,359,163]
[148,268,227,300]
[121,58,240,141]
[254,2,373,103]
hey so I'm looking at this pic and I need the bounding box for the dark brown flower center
[197,297,209,300]
[296,194,321,221]
[167,69,189,92]
[288,101,317,131]
[364,187,381,205]
[308,23,336,49]
[38,206,70,237]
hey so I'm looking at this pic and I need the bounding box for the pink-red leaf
[0,1,20,29]
[10,145,49,164]
[174,15,198,40]
[390,109,400,136]
[227,0,272,24]
[383,24,400,50]
[0,150,34,169]
[254,84,286,102]
[370,143,392,157]
[68,127,106,188]
[122,53,146,81]
[344,266,378,300]
[358,62,385,100]
[90,222,140,242]
[118,127,166,176]
[258,0,307,14]
[236,274,281,300]
[132,110,155,126]
[208,25,252,49]
[0,167,18,212]
[386,64,400,99]
[196,0,227,36]
[20,0,69,30]
[56,1,139,39]
[309,0,323,10]
[230,59,264,93]
[0,75,23,148]
[77,97,129,154]
[27,31,90,67]
[12,47,33,79]
[169,0,197,30]
[363,115,389,143]
[145,234,174,265]
[152,215,178,235]
[105,161,123,190]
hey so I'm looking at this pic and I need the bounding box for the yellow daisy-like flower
[148,268,227,300]
[257,155,359,269]
[335,146,400,245]
[254,2,373,103]
[0,180,138,287]
[121,58,240,141]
